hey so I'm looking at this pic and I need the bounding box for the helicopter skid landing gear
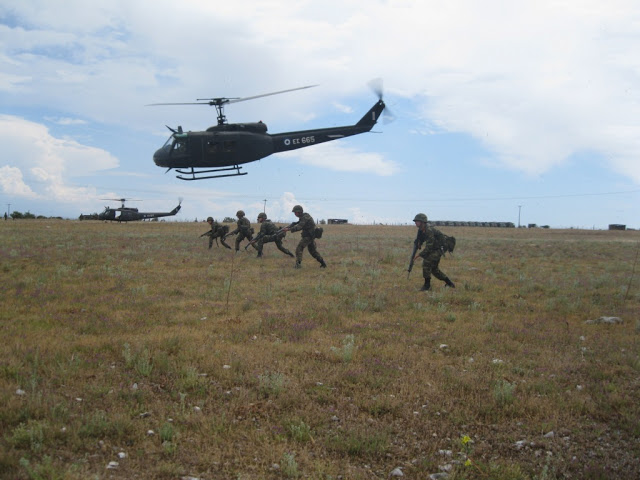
[175,165,248,181]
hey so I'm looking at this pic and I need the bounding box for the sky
[1,0,639,229]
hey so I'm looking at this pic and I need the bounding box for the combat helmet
[292,205,304,213]
[236,210,245,217]
[257,212,267,220]
[207,216,213,222]
[413,213,428,223]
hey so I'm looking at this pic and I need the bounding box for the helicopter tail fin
[355,100,385,129]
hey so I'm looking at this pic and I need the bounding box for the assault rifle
[407,238,420,279]
[275,222,296,236]
[245,235,261,250]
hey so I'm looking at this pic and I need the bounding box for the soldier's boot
[319,259,327,268]
[444,278,456,288]
[294,261,302,269]
[420,279,431,291]
[257,251,263,258]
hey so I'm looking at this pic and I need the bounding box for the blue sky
[1,0,639,228]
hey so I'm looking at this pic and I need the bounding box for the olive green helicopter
[148,81,390,180]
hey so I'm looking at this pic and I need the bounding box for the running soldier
[247,212,295,258]
[226,210,254,251]
[203,217,231,249]
[282,205,326,268]
[412,213,455,291]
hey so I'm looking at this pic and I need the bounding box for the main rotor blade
[223,85,318,105]
[147,85,318,107]
[147,102,212,106]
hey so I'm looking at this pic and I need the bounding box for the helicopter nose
[153,146,170,167]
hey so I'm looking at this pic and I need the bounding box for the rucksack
[314,227,323,239]
[432,227,456,254]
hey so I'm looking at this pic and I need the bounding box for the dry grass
[1,220,639,479]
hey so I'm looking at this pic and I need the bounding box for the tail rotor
[368,78,395,124]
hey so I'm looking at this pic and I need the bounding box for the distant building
[328,219,348,224]
[608,224,626,230]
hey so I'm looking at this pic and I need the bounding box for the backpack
[314,227,323,239]
[432,227,456,254]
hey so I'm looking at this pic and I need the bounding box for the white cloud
[0,166,38,197]
[0,115,118,200]
[278,143,399,176]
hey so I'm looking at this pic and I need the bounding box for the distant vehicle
[148,81,390,180]
[95,198,182,222]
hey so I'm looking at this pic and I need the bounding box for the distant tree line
[6,211,63,220]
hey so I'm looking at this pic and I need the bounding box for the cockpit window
[172,138,187,153]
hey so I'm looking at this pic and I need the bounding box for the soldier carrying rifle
[201,217,231,249]
[281,205,326,269]
[408,213,455,291]
[225,210,254,252]
[246,212,295,258]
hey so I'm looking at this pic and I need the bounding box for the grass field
[1,220,639,479]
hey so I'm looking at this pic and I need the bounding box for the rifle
[274,222,296,237]
[222,230,238,242]
[245,236,259,250]
[407,238,420,279]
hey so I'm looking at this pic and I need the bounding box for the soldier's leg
[274,237,294,257]
[421,257,433,291]
[216,231,231,249]
[307,240,326,267]
[295,238,310,267]
[219,234,232,249]
[235,233,244,251]
[208,236,213,249]
[255,238,265,257]
[430,256,455,288]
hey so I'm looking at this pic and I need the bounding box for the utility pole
[518,205,522,228]
[263,199,267,214]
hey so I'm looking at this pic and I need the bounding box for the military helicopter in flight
[148,82,388,180]
[97,198,182,222]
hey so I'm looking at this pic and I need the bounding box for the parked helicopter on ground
[148,82,389,180]
[92,198,182,222]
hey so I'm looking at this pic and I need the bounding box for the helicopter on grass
[148,81,389,180]
[96,198,182,222]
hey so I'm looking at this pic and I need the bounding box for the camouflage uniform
[228,211,253,251]
[206,217,231,249]
[251,216,294,257]
[413,213,454,291]
[289,206,326,268]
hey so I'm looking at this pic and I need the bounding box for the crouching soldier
[412,213,455,291]
[203,217,231,249]
[282,205,326,268]
[247,212,294,258]
[226,210,254,252]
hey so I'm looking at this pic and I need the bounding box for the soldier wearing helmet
[412,213,455,291]
[203,216,231,249]
[226,209,254,251]
[247,212,294,258]
[282,205,326,268]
